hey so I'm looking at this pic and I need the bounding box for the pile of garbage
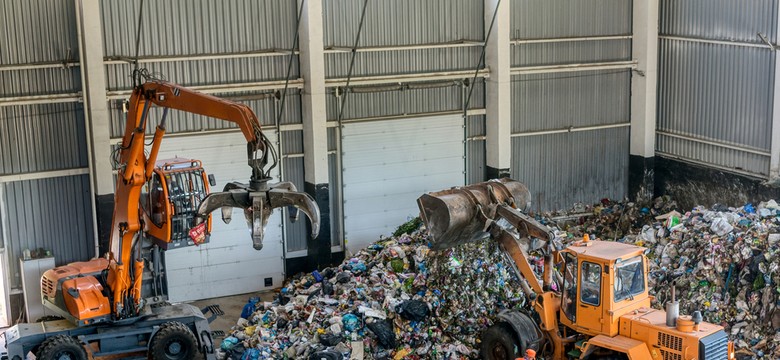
[220,197,780,359]
[554,197,780,359]
[218,225,527,359]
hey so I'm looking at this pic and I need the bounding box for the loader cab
[559,240,651,336]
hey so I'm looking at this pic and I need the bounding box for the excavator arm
[108,80,320,319]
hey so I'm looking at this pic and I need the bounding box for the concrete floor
[190,290,276,347]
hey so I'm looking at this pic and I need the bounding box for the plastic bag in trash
[366,319,396,348]
[394,300,429,321]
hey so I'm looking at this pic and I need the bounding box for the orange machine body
[39,80,319,329]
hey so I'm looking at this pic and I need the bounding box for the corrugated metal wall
[509,0,632,210]
[325,0,485,249]
[3,177,95,288]
[657,0,778,177]
[0,0,94,289]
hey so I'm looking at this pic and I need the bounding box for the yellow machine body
[417,179,734,359]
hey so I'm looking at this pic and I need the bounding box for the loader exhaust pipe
[666,281,680,327]
[417,178,531,250]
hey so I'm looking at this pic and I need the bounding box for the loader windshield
[614,256,645,302]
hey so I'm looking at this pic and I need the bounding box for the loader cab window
[561,252,577,321]
[141,173,166,228]
[580,262,602,306]
[614,256,645,302]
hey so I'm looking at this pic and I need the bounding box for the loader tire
[36,334,87,360]
[149,321,199,360]
[480,323,521,360]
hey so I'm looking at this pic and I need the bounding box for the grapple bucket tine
[416,178,531,250]
[268,187,321,239]
[192,180,321,248]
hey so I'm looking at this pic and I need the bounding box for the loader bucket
[417,178,531,250]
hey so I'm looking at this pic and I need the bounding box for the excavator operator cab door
[142,158,212,248]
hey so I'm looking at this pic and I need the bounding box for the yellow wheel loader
[417,178,734,360]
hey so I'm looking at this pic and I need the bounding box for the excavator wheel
[480,323,521,360]
[148,321,200,360]
[36,334,88,360]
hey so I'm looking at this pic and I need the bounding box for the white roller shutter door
[341,115,465,252]
[156,131,284,302]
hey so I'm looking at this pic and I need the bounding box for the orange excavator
[1,78,320,360]
[418,179,735,360]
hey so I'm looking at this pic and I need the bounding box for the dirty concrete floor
[190,290,276,347]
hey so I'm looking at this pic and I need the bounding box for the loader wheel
[149,321,199,360]
[480,323,521,360]
[36,334,87,360]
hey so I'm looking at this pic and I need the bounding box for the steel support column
[76,0,112,255]
[298,0,332,269]
[629,0,659,201]
[484,0,511,180]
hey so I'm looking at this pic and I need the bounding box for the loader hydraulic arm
[108,80,320,319]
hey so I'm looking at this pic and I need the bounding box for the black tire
[36,335,87,360]
[148,321,199,360]
[480,323,521,360]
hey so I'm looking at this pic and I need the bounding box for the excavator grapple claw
[416,178,531,250]
[194,180,320,250]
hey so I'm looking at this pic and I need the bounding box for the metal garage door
[156,131,284,302]
[341,115,465,252]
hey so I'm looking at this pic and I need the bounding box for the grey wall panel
[0,0,79,64]
[323,0,483,47]
[467,115,485,137]
[3,175,94,288]
[466,115,485,184]
[104,58,297,91]
[108,93,298,137]
[656,135,769,176]
[283,157,308,253]
[0,103,88,175]
[101,0,298,57]
[327,83,481,121]
[660,0,778,42]
[0,68,82,97]
[657,40,773,151]
[328,153,342,248]
[510,40,631,67]
[511,127,629,211]
[511,0,631,39]
[328,127,338,152]
[281,130,304,155]
[325,47,482,78]
[511,71,631,134]
[467,140,485,185]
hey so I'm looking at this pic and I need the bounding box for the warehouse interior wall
[650,0,780,207]
[4,0,780,306]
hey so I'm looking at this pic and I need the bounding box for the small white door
[156,131,284,302]
[341,115,465,252]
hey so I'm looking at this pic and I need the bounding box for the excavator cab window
[580,262,602,306]
[561,252,578,322]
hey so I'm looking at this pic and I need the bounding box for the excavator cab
[142,158,213,249]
